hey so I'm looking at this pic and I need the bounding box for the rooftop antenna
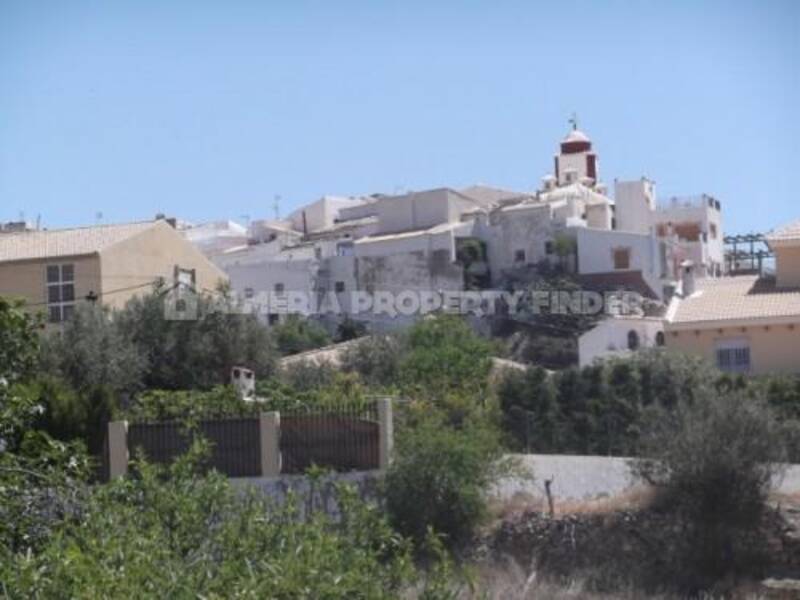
[273,195,281,221]
[568,112,579,131]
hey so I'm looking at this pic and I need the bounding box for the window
[655,331,666,347]
[46,263,75,323]
[545,241,554,255]
[244,287,255,299]
[514,249,526,263]
[627,330,640,351]
[268,314,280,325]
[274,283,285,293]
[314,247,322,260]
[613,248,631,270]
[715,338,751,373]
[709,223,718,239]
[335,281,345,293]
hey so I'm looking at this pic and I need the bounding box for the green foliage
[29,376,116,457]
[123,373,375,423]
[272,315,332,356]
[633,389,786,585]
[400,315,493,402]
[116,285,278,390]
[0,297,41,447]
[123,385,257,422]
[0,297,39,384]
[0,446,433,598]
[39,303,145,394]
[341,334,406,389]
[335,317,367,342]
[0,431,91,555]
[279,358,338,392]
[383,415,503,549]
[498,366,558,451]
[498,350,723,454]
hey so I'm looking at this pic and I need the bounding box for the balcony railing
[657,194,720,212]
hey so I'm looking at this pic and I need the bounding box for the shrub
[400,315,493,401]
[497,350,723,456]
[116,286,277,390]
[39,303,146,395]
[335,317,367,342]
[341,334,407,388]
[0,445,429,598]
[272,315,331,356]
[633,389,787,587]
[498,366,558,452]
[279,358,338,391]
[383,416,503,549]
[30,377,115,458]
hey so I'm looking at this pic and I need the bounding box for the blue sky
[0,0,797,235]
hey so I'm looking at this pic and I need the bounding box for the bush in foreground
[384,416,504,550]
[1,441,462,598]
[633,389,787,588]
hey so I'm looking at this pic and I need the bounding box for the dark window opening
[627,330,640,351]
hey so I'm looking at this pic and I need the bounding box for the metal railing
[280,402,380,474]
[127,418,261,477]
[106,399,388,480]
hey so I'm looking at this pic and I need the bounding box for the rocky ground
[471,495,800,598]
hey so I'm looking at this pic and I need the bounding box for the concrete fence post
[259,412,281,477]
[377,398,393,470]
[107,420,129,479]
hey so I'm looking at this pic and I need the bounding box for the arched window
[655,331,665,347]
[627,330,640,351]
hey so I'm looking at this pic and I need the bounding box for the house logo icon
[163,285,199,321]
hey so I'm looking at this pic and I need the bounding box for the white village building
[184,124,724,359]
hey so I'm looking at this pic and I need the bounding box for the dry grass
[489,485,657,523]
[449,558,761,599]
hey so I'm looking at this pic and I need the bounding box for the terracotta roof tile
[668,276,800,326]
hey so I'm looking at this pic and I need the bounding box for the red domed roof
[560,128,592,154]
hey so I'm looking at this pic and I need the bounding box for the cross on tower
[568,112,578,131]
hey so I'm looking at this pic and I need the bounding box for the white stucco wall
[578,317,665,367]
[652,198,724,276]
[481,203,562,282]
[613,179,656,235]
[372,189,475,235]
[576,227,658,276]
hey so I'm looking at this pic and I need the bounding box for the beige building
[0,219,227,323]
[664,220,800,375]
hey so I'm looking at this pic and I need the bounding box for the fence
[280,403,379,474]
[106,398,393,480]
[127,418,262,477]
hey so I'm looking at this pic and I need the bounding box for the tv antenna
[273,195,281,221]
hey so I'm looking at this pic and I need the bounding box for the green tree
[400,315,493,402]
[498,366,557,452]
[272,315,331,356]
[40,302,145,394]
[383,416,503,550]
[0,297,41,446]
[340,333,406,388]
[633,389,786,587]
[116,285,277,389]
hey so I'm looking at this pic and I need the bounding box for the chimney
[231,366,256,401]
[681,260,695,297]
